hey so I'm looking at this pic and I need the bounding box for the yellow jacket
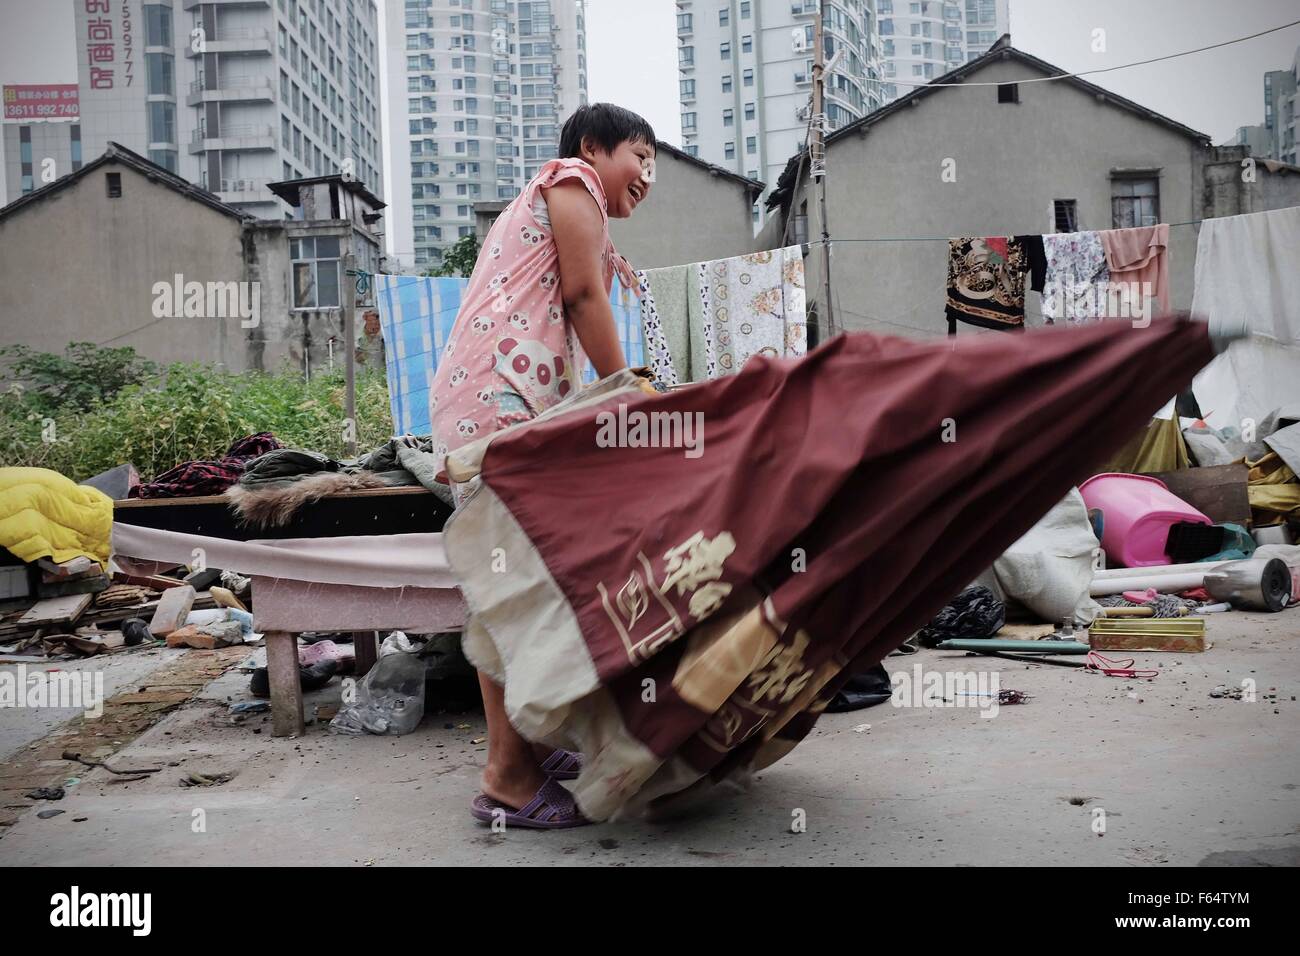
[0,468,113,567]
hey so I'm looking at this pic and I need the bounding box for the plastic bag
[917,585,1006,648]
[329,651,426,736]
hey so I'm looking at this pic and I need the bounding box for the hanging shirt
[425,157,637,476]
[1042,231,1110,324]
[945,236,1030,332]
[1100,223,1170,317]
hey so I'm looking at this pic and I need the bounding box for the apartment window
[723,108,734,127]
[291,236,342,309]
[145,52,174,95]
[724,142,735,160]
[998,82,1019,104]
[746,136,756,154]
[912,42,922,55]
[293,127,302,159]
[744,102,755,120]
[740,0,751,17]
[1053,199,1078,233]
[680,78,695,99]
[677,13,692,30]
[144,2,173,46]
[681,111,697,131]
[720,41,731,60]
[743,68,753,87]
[679,46,694,67]
[281,115,291,145]
[105,172,122,198]
[722,74,732,93]
[281,70,290,103]
[147,101,175,143]
[910,1,921,10]
[912,64,923,75]
[686,144,699,157]
[719,8,729,26]
[742,35,752,54]
[1111,175,1160,228]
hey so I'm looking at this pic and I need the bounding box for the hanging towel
[375,273,467,436]
[1100,222,1170,317]
[639,263,690,385]
[945,236,1030,332]
[1041,231,1110,324]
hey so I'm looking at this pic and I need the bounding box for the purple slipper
[470,778,590,830]
[539,748,584,780]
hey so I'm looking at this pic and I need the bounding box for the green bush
[0,354,395,483]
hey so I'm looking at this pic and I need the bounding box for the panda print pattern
[424,157,639,484]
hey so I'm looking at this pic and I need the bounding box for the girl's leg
[477,671,548,809]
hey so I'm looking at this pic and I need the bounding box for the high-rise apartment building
[676,0,884,223]
[1263,47,1298,165]
[383,0,589,272]
[877,0,1007,102]
[2,121,84,205]
[70,0,383,218]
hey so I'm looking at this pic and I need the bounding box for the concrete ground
[1,611,1296,866]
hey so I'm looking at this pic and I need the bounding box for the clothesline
[804,219,1206,246]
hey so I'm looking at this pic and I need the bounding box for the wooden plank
[266,630,305,738]
[353,630,378,678]
[17,594,93,627]
[1145,463,1250,526]
[251,576,466,633]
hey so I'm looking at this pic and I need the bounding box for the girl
[426,103,657,828]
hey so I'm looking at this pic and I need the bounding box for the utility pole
[810,1,835,337]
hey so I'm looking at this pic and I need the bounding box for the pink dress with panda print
[426,157,636,482]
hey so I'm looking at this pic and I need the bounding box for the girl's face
[580,136,655,219]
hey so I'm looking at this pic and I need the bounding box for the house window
[291,236,342,309]
[1111,176,1160,228]
[998,83,1019,104]
[1053,199,1078,233]
[105,172,122,198]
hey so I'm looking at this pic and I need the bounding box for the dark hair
[559,103,656,160]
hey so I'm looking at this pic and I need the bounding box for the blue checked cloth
[376,272,646,432]
[374,274,467,436]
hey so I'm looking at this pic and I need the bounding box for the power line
[880,18,1300,90]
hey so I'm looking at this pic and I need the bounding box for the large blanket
[444,318,1215,820]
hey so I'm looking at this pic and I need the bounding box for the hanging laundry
[1041,231,1110,324]
[374,273,467,437]
[1100,222,1170,318]
[781,245,809,358]
[639,264,691,385]
[945,237,1030,333]
[1190,206,1300,427]
[1014,233,1048,293]
[581,271,647,383]
[636,267,682,387]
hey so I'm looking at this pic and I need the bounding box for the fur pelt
[225,471,390,528]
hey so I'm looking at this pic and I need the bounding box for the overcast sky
[3,0,1297,194]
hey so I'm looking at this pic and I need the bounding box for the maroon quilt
[445,317,1216,819]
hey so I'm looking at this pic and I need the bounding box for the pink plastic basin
[1079,473,1212,568]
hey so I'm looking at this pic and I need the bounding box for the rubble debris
[148,584,196,637]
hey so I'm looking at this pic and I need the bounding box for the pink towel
[1101,223,1170,316]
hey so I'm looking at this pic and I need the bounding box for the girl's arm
[545,180,627,379]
